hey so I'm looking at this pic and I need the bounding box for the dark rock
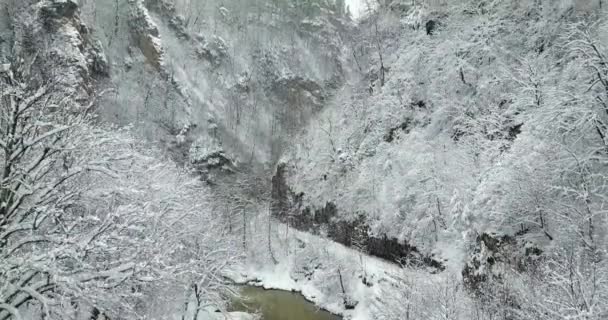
[426,20,437,35]
[271,163,292,218]
[128,2,164,70]
[270,75,325,105]
[362,276,372,287]
[389,2,411,14]
[383,118,411,143]
[451,128,467,142]
[326,212,366,246]
[169,16,189,40]
[462,262,487,293]
[88,40,109,77]
[44,0,79,18]
[296,207,314,231]
[422,254,446,271]
[195,36,229,66]
[480,232,515,252]
[314,201,337,225]
[40,0,79,31]
[367,235,419,264]
[498,99,511,109]
[344,299,357,310]
[191,149,236,185]
[270,167,444,271]
[507,123,523,141]
[413,100,426,109]
[463,232,542,294]
[525,246,542,256]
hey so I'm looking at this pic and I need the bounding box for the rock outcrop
[74,0,350,171]
[6,0,109,108]
[128,0,164,70]
[271,162,444,270]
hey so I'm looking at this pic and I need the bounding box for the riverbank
[225,223,444,320]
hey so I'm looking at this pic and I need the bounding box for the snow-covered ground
[226,223,446,320]
[197,308,256,320]
[345,0,369,19]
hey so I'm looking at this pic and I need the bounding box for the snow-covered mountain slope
[2,0,352,175]
[273,0,608,306]
[75,0,351,173]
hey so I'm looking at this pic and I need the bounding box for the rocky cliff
[2,0,352,181]
[77,0,350,175]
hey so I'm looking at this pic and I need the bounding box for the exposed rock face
[462,232,543,293]
[5,0,348,192]
[425,20,437,35]
[270,75,326,109]
[271,163,292,217]
[383,118,412,143]
[0,6,13,64]
[194,35,229,66]
[271,164,444,270]
[73,0,349,169]
[42,0,78,18]
[6,0,108,108]
[128,0,164,70]
[190,136,238,183]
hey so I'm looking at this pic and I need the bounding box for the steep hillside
[75,0,350,176]
[274,1,608,317]
[2,0,352,177]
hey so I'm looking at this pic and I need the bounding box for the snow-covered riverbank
[226,223,444,320]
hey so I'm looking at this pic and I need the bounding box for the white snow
[226,223,441,320]
[345,0,368,19]
[198,307,257,320]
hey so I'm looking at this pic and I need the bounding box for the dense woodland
[0,0,607,319]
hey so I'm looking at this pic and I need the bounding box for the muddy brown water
[229,286,342,320]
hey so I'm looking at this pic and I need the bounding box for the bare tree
[0,71,240,319]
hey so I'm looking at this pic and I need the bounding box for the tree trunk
[268,207,277,264]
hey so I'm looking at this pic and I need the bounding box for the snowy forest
[0,0,607,319]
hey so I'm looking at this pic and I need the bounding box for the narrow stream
[230,286,342,320]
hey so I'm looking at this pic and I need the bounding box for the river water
[230,286,342,320]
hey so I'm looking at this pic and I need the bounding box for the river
[230,286,342,320]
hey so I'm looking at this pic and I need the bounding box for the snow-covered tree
[0,72,239,319]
